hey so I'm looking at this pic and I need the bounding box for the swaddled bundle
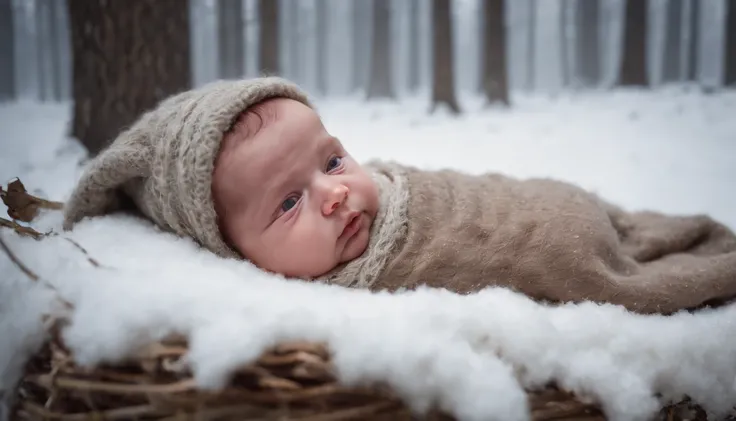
[323,162,736,315]
[61,76,736,315]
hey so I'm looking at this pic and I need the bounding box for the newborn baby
[63,77,736,315]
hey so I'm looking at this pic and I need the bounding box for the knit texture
[319,161,409,289]
[62,77,312,258]
[327,162,736,315]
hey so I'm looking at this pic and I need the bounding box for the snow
[2,87,736,421]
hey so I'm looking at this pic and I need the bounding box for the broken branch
[0,216,44,239]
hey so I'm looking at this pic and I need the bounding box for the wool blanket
[323,161,736,314]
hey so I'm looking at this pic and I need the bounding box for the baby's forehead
[224,99,280,145]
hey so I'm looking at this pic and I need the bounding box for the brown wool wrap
[323,162,736,314]
[62,76,736,316]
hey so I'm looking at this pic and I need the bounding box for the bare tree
[687,0,698,81]
[576,0,600,87]
[315,0,328,95]
[662,0,683,83]
[619,0,648,86]
[0,0,14,102]
[218,0,244,79]
[560,0,569,87]
[351,0,370,92]
[480,0,508,105]
[67,0,191,156]
[431,0,460,113]
[53,0,72,100]
[724,0,736,86]
[288,0,301,83]
[407,0,421,93]
[47,0,63,101]
[367,0,394,99]
[526,0,535,91]
[258,0,279,75]
[36,0,51,101]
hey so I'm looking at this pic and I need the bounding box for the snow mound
[1,209,735,421]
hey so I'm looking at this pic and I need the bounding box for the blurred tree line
[1,0,736,156]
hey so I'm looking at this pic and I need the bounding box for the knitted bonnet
[62,76,312,259]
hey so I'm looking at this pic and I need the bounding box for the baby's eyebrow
[319,135,340,154]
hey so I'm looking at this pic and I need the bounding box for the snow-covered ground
[1,87,736,421]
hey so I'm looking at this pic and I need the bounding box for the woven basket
[12,333,729,421]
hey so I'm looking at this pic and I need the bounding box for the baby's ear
[62,127,153,231]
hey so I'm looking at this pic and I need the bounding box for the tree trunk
[258,0,279,75]
[0,0,14,102]
[218,0,244,79]
[407,0,421,93]
[619,0,648,86]
[526,0,535,91]
[662,0,682,83]
[54,0,73,101]
[431,0,460,113]
[687,0,698,81]
[724,0,736,86]
[315,0,328,95]
[48,0,63,101]
[351,0,368,92]
[367,0,394,99]
[576,0,600,87]
[288,0,300,83]
[67,0,191,156]
[36,0,50,101]
[481,0,508,105]
[560,0,569,87]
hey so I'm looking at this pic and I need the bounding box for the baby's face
[212,98,379,278]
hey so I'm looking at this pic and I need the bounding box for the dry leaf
[0,178,63,223]
[1,178,40,222]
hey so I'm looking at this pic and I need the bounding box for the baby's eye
[326,156,343,172]
[281,195,300,213]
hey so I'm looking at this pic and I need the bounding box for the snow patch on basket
[2,211,736,421]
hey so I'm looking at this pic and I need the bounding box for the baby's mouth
[339,212,362,240]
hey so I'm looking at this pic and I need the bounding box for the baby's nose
[322,184,349,215]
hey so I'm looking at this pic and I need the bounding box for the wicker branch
[14,334,731,421]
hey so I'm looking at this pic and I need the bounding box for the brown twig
[31,196,64,211]
[0,232,39,281]
[62,237,100,267]
[0,216,44,239]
